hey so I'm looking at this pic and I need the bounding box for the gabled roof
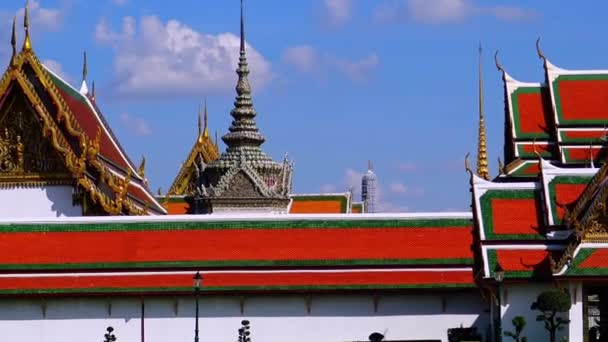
[288,193,351,214]
[167,105,219,197]
[0,213,475,294]
[0,39,165,214]
[498,47,608,177]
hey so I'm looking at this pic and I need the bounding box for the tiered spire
[220,0,270,162]
[476,44,490,180]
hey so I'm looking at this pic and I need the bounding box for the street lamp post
[193,271,202,342]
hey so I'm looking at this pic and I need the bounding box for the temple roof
[496,42,608,178]
[167,102,220,197]
[0,8,165,215]
[0,213,475,294]
[288,193,352,214]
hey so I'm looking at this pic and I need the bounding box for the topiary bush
[531,288,572,342]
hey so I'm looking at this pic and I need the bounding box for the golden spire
[197,104,203,143]
[10,16,17,67]
[203,98,209,138]
[82,51,88,81]
[476,43,489,180]
[22,0,31,51]
[137,155,146,178]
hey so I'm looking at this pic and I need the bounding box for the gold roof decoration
[167,102,220,196]
[0,6,163,215]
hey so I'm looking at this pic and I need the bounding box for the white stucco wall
[0,292,488,342]
[500,283,577,342]
[0,185,81,217]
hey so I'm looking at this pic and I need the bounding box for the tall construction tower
[361,161,378,213]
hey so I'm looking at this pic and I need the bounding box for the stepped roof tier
[471,41,608,284]
[0,13,164,215]
[189,0,292,214]
[497,40,608,178]
[0,213,474,294]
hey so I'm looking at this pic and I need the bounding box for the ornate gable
[167,104,219,197]
[0,10,165,215]
[0,89,69,184]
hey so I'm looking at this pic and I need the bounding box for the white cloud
[42,59,72,84]
[324,0,353,26]
[120,112,152,136]
[282,45,379,84]
[335,53,379,83]
[282,45,317,73]
[95,15,273,97]
[320,183,337,193]
[375,0,536,24]
[388,181,424,197]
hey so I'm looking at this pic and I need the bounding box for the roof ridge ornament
[22,0,31,51]
[80,51,89,95]
[536,37,546,62]
[10,16,17,68]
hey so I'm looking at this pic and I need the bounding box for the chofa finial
[82,51,88,81]
[494,50,504,73]
[536,37,546,61]
[10,16,17,67]
[22,0,31,51]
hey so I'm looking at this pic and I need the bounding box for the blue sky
[1,0,607,212]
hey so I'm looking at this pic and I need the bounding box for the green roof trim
[480,189,545,240]
[564,248,599,276]
[507,162,540,177]
[45,67,89,106]
[510,86,550,139]
[548,176,591,225]
[487,250,534,279]
[0,218,472,233]
[0,282,476,296]
[291,195,349,213]
[558,130,605,143]
[0,257,475,272]
[562,148,600,164]
[155,196,187,204]
[516,144,552,159]
[552,74,608,125]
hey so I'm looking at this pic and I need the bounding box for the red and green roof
[0,269,475,295]
[547,176,591,225]
[551,74,608,125]
[0,216,474,271]
[289,194,350,214]
[479,189,544,240]
[487,248,554,279]
[509,86,551,140]
[563,247,608,276]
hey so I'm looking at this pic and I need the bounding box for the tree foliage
[531,288,571,342]
[504,316,527,342]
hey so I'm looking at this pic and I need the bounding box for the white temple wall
[0,291,488,342]
[0,185,81,217]
[500,283,576,342]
